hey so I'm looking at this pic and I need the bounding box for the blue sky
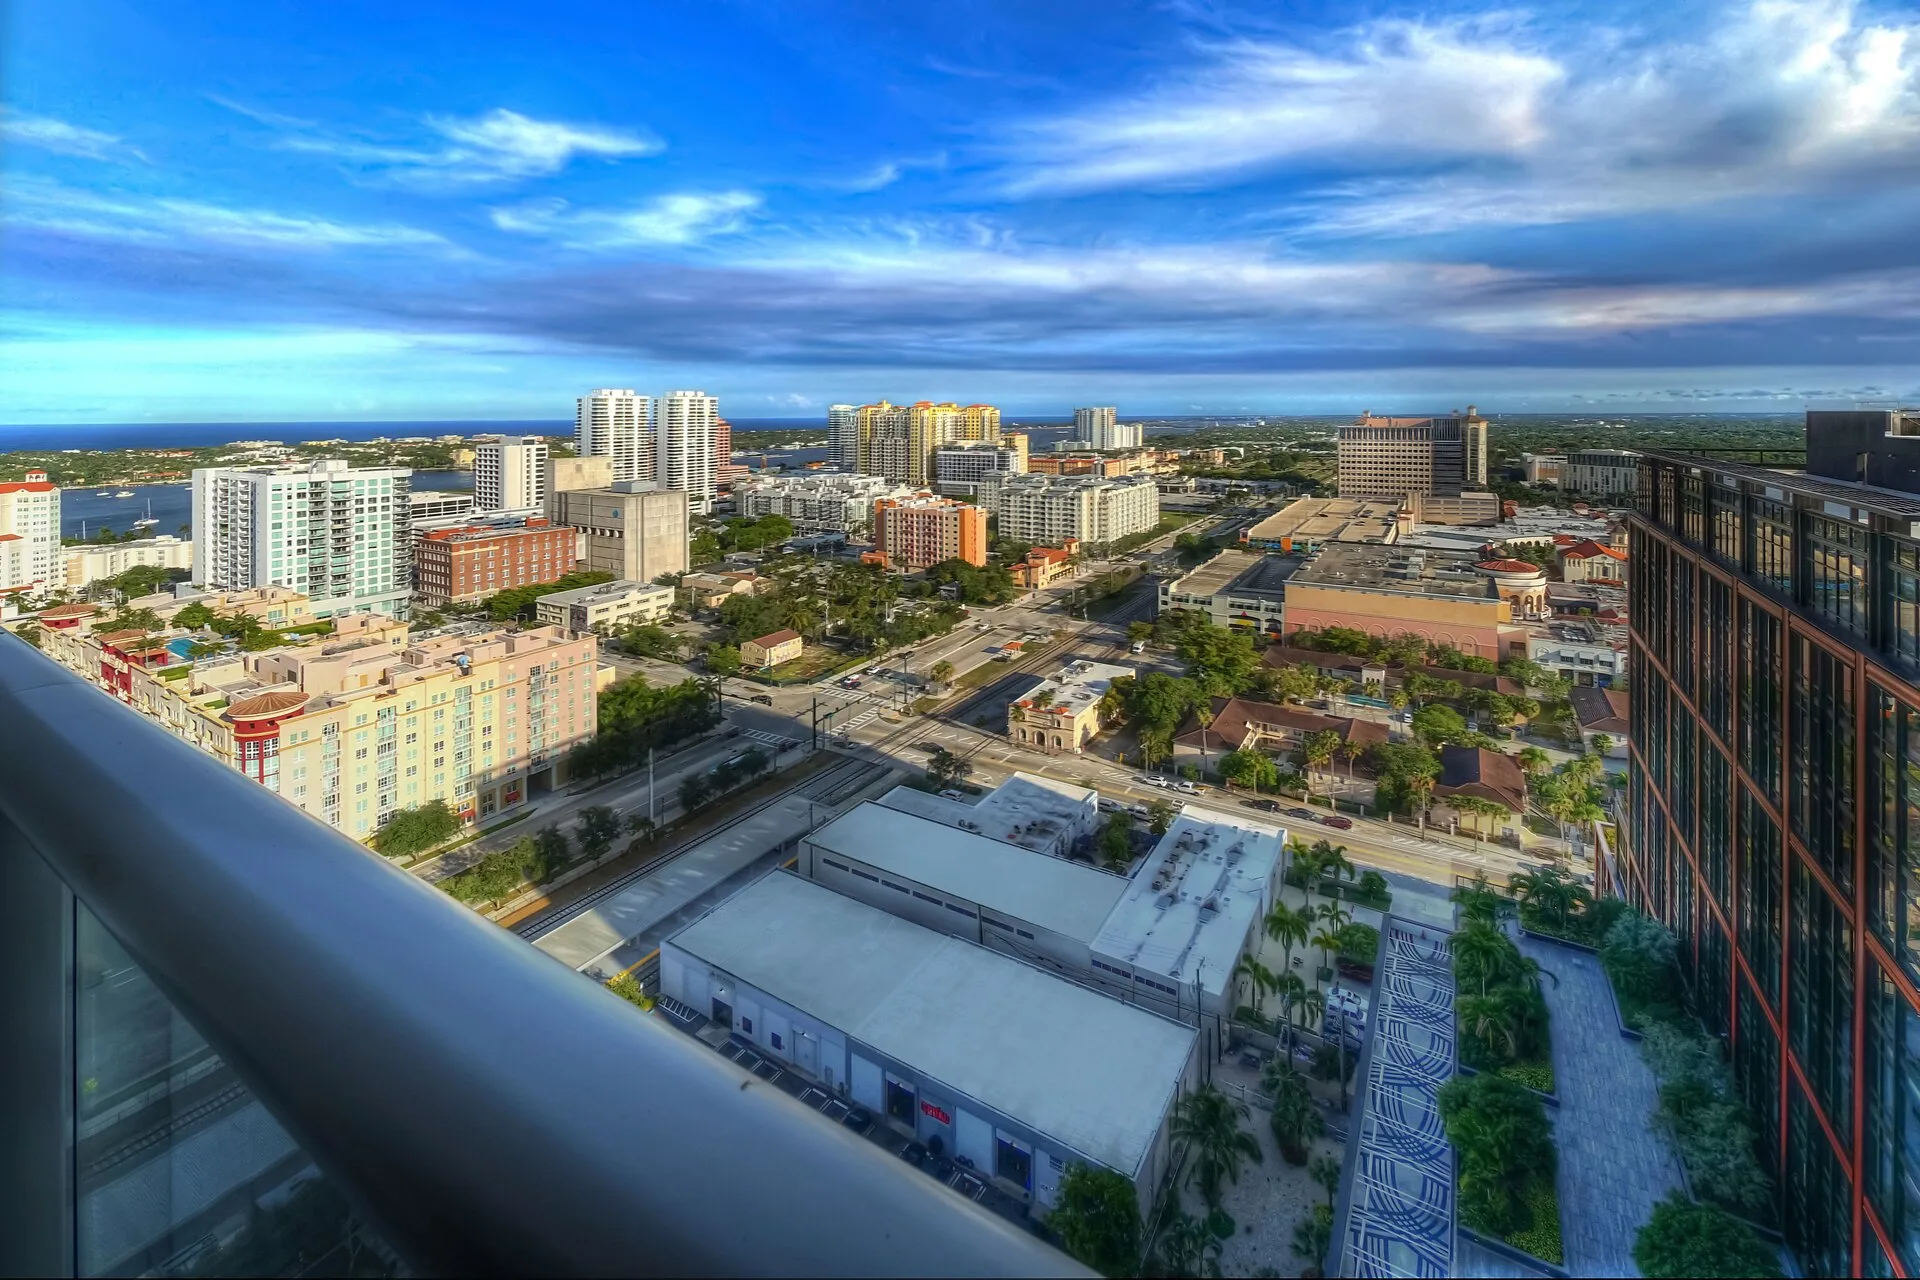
[5,0,1920,423]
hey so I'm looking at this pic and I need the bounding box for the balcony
[0,635,1076,1278]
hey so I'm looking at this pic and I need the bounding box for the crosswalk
[739,728,800,749]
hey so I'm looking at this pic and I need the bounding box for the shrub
[1047,1163,1142,1277]
[1599,910,1680,1022]
[1268,1068,1324,1165]
[370,800,461,858]
[1633,1192,1781,1278]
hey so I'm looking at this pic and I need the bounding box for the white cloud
[1002,19,1561,193]
[276,108,660,186]
[4,176,454,252]
[1,110,147,163]
[492,190,761,247]
[1002,0,1920,235]
[834,152,949,192]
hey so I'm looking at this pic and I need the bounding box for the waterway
[63,470,472,540]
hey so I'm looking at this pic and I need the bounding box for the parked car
[1097,797,1123,812]
[1136,775,1168,788]
[1130,641,1147,654]
[1288,807,1318,821]
[1241,798,1282,813]
[1127,804,1151,819]
[750,694,775,706]
[1173,780,1199,794]
[938,789,967,801]
[1323,814,1354,830]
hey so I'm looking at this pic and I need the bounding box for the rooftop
[1245,497,1404,546]
[1090,808,1286,1002]
[536,579,671,606]
[1570,686,1630,733]
[1175,696,1388,760]
[804,801,1127,943]
[668,872,1195,1178]
[1289,544,1499,601]
[1167,548,1302,601]
[1016,659,1133,719]
[1435,746,1528,813]
[746,628,802,647]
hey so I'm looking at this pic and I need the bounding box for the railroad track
[515,752,886,940]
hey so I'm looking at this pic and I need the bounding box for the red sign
[920,1101,951,1125]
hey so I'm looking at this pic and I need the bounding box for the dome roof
[226,690,311,721]
[1477,559,1545,575]
[38,603,97,619]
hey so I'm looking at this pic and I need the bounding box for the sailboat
[132,500,158,529]
[114,490,134,498]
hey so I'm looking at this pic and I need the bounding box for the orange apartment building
[871,498,988,571]
[414,518,577,608]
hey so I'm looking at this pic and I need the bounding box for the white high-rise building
[473,435,549,514]
[0,469,63,593]
[576,390,656,484]
[1075,407,1142,451]
[192,460,412,618]
[659,390,719,515]
[976,474,1159,547]
[828,404,859,470]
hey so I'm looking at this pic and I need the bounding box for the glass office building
[1627,409,1920,1276]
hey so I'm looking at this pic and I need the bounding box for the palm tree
[1448,922,1518,997]
[1338,738,1364,780]
[1272,973,1308,1052]
[1318,842,1355,886]
[1235,957,1278,1019]
[1294,986,1326,1034]
[1266,1067,1324,1164]
[1170,1085,1264,1208]
[1510,866,1593,931]
[1457,991,1525,1063]
[929,659,955,689]
[1409,772,1436,831]
[1514,745,1551,777]
[1450,877,1509,927]
[1265,902,1312,984]
[1309,926,1342,989]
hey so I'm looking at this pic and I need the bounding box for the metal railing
[0,633,1082,1278]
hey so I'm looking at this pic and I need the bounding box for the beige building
[679,570,760,610]
[1336,407,1489,498]
[741,629,803,669]
[39,616,599,838]
[1523,453,1567,485]
[1158,549,1296,637]
[976,474,1159,547]
[852,401,1001,485]
[1008,659,1132,755]
[1242,497,1404,551]
[1282,544,1520,660]
[549,482,689,584]
[64,535,195,590]
[535,579,674,634]
[131,585,319,630]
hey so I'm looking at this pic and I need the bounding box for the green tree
[680,775,715,814]
[1048,1163,1143,1277]
[1451,876,1510,927]
[1290,1203,1334,1274]
[574,805,623,860]
[706,644,743,677]
[1308,1152,1341,1210]
[1234,956,1278,1018]
[370,800,461,858]
[1266,1066,1324,1164]
[1510,865,1592,932]
[606,972,652,1009]
[929,659,955,688]
[1218,748,1281,792]
[1515,746,1551,777]
[1171,1085,1263,1207]
[1600,911,1679,1010]
[626,813,658,843]
[1155,1211,1224,1280]
[533,824,572,877]
[1300,728,1342,777]
[1410,703,1469,746]
[926,746,974,790]
[1097,812,1135,869]
[1147,799,1177,835]
[1439,1073,1556,1236]
[487,570,614,621]
[1633,1192,1781,1279]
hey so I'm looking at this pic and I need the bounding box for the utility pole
[648,747,655,824]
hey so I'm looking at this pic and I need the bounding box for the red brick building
[414,519,576,608]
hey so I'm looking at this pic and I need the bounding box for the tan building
[549,482,689,584]
[679,570,761,610]
[39,616,599,838]
[741,629,803,669]
[534,579,674,634]
[1336,407,1489,498]
[413,519,576,608]
[134,585,319,631]
[1523,453,1567,485]
[1282,544,1520,660]
[1558,538,1628,583]
[872,497,987,570]
[1007,659,1132,756]
[63,535,194,591]
[1242,497,1404,551]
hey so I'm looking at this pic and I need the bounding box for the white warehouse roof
[1092,808,1286,1004]
[805,801,1125,943]
[669,872,1195,1178]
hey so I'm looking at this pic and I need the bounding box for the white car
[1136,775,1167,788]
[938,789,967,801]
[1097,797,1122,812]
[1130,641,1146,654]
[1173,780,1200,794]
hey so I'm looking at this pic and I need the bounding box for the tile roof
[1569,685,1630,733]
[747,628,802,647]
[1176,695,1387,764]
[1435,745,1528,813]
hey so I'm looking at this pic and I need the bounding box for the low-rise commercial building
[679,570,761,610]
[1282,544,1519,660]
[660,871,1197,1215]
[1526,619,1627,686]
[741,629,803,669]
[977,474,1159,548]
[1569,685,1629,756]
[1158,549,1298,636]
[1009,542,1079,590]
[734,473,914,534]
[39,617,598,838]
[63,535,193,590]
[1242,497,1403,552]
[127,584,319,631]
[1557,538,1627,583]
[1431,745,1528,840]
[413,518,576,608]
[872,497,987,570]
[1172,696,1386,787]
[534,579,674,634]
[874,772,1099,859]
[1522,453,1567,485]
[1008,659,1132,755]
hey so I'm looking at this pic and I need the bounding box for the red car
[1323,815,1354,830]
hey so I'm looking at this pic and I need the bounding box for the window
[1870,688,1920,987]
[821,857,850,872]
[1791,636,1856,890]
[880,879,910,895]
[739,1015,752,1034]
[1749,498,1794,597]
[1892,542,1920,671]
[770,1031,783,1051]
[886,1076,916,1126]
[851,869,880,883]
[1805,515,1868,637]
[995,1134,1032,1191]
[944,902,976,918]
[1016,929,1035,940]
[982,916,1012,932]
[1740,790,1783,1007]
[1865,964,1920,1274]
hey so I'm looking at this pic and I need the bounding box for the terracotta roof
[1175,696,1387,766]
[226,690,311,721]
[95,629,150,645]
[747,629,802,647]
[0,481,55,494]
[38,604,97,619]
[1561,539,1626,561]
[0,534,20,542]
[1262,643,1373,673]
[1435,746,1528,813]
[1570,686,1630,733]
[1477,558,1545,574]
